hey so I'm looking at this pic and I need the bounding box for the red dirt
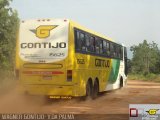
[0,80,160,120]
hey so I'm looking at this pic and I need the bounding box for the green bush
[128,73,160,82]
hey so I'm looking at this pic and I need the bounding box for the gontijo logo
[146,109,159,115]
[30,25,57,38]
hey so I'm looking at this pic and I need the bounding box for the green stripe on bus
[108,59,120,84]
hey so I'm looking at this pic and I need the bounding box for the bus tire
[86,79,93,97]
[92,79,99,99]
[120,77,123,88]
[79,79,93,101]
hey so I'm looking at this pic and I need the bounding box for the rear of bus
[15,19,74,97]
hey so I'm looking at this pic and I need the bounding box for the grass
[128,73,160,82]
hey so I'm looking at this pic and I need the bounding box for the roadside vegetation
[128,73,160,82]
[0,0,19,90]
[128,40,160,82]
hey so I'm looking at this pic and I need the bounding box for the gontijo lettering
[95,59,110,68]
[20,42,66,49]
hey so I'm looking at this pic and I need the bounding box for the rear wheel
[80,80,93,101]
[86,80,93,97]
[92,80,99,99]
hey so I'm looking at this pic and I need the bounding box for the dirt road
[0,80,160,120]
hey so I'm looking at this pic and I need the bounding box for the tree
[0,0,19,70]
[130,40,160,74]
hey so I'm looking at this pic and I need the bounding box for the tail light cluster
[67,70,72,82]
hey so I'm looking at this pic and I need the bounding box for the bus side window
[110,43,114,57]
[99,39,103,54]
[75,30,81,51]
[106,42,110,57]
[103,40,107,55]
[120,46,123,59]
[85,34,95,53]
[117,46,121,59]
[115,45,119,59]
[119,46,123,59]
[110,43,116,58]
[80,32,86,51]
[85,34,90,52]
[113,44,116,58]
[95,38,100,54]
[89,36,95,52]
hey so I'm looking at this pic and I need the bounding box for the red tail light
[67,70,72,82]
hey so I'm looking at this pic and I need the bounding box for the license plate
[43,76,52,80]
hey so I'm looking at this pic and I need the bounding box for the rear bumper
[20,84,84,97]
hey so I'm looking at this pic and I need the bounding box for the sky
[11,0,160,58]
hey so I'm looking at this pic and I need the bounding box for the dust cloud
[0,81,47,113]
[0,80,85,114]
[1,79,160,116]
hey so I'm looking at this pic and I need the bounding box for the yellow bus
[15,19,127,99]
